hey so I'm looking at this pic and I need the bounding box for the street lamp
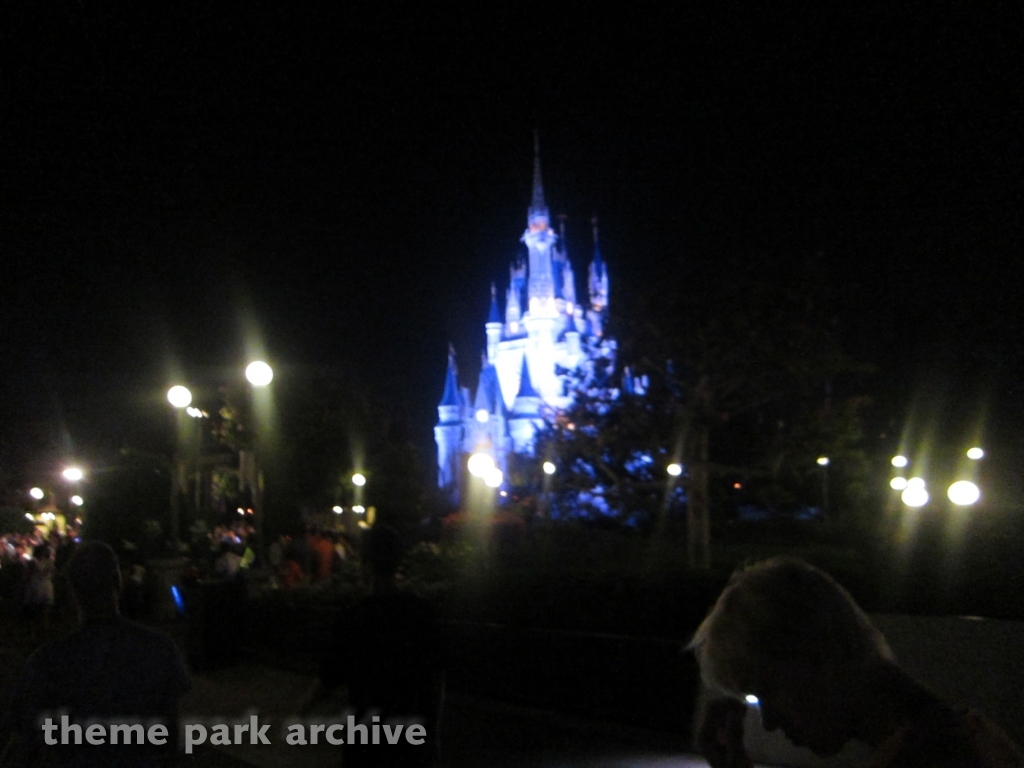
[947,480,980,506]
[966,447,984,460]
[70,495,84,507]
[468,452,495,478]
[816,457,830,520]
[667,463,682,477]
[29,487,44,501]
[245,361,274,387]
[891,455,909,468]
[62,467,84,482]
[542,461,556,475]
[352,472,367,487]
[167,385,193,409]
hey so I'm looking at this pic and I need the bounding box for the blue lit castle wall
[436,144,639,504]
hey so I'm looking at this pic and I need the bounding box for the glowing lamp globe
[744,694,760,706]
[907,477,926,490]
[889,477,908,491]
[475,409,490,423]
[891,455,909,468]
[332,506,343,514]
[901,486,929,508]
[468,452,494,478]
[29,487,44,500]
[542,461,556,475]
[245,361,274,387]
[966,447,984,460]
[947,481,980,506]
[352,473,366,487]
[816,457,830,467]
[62,467,84,482]
[71,495,83,506]
[484,466,504,488]
[167,385,193,409]
[667,463,682,477]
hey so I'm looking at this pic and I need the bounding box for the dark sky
[2,5,1022,487]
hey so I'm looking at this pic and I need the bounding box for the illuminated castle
[435,142,641,502]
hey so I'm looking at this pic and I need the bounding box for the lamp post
[816,457,830,520]
[245,361,273,565]
[167,385,194,544]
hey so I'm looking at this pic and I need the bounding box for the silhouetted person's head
[66,541,122,619]
[363,525,402,590]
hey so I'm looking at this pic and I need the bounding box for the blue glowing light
[170,586,185,615]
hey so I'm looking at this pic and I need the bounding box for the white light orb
[889,477,908,491]
[70,495,83,506]
[468,452,494,478]
[25,513,34,521]
[745,694,760,706]
[907,477,926,490]
[167,385,193,408]
[484,466,504,488]
[901,486,930,508]
[62,467,84,482]
[816,456,830,467]
[542,461,556,475]
[475,408,490,423]
[891,455,909,468]
[332,506,343,514]
[353,505,365,514]
[667,463,682,477]
[352,473,367,487]
[966,447,985,460]
[947,480,980,506]
[245,361,274,387]
[29,487,44,500]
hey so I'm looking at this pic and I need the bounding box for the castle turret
[434,348,464,495]
[587,217,610,338]
[509,355,544,455]
[523,133,557,310]
[486,283,503,362]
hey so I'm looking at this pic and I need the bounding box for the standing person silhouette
[2,541,190,766]
[317,525,443,767]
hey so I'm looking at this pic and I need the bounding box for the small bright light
[543,461,556,475]
[816,457,830,466]
[733,482,742,489]
[966,447,985,460]
[475,409,490,423]
[62,467,84,482]
[29,487,44,500]
[566,302,574,314]
[947,480,980,506]
[907,477,926,490]
[484,466,504,488]
[353,505,365,514]
[744,694,760,706]
[245,361,274,387]
[352,473,367,487]
[42,512,55,522]
[167,385,193,408]
[185,406,205,418]
[71,495,83,506]
[499,491,508,497]
[891,455,909,468]
[468,452,495,478]
[332,506,342,514]
[25,513,34,521]
[901,486,930,508]
[510,321,519,333]
[667,463,682,477]
[237,507,245,515]
[890,477,908,490]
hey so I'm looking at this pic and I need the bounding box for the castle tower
[486,283,503,363]
[434,348,464,496]
[508,355,544,455]
[523,133,557,313]
[587,217,610,338]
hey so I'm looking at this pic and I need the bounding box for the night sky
[2,5,1022,495]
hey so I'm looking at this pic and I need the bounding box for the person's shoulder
[877,707,1024,768]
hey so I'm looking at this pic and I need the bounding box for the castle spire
[487,282,501,324]
[438,344,461,407]
[527,130,549,230]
